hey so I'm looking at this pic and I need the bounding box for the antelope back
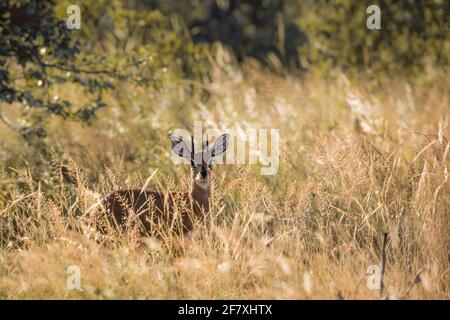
[102,189,202,236]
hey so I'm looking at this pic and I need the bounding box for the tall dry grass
[0,53,449,299]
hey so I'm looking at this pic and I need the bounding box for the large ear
[170,135,192,161]
[209,133,230,158]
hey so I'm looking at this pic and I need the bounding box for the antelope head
[170,133,231,190]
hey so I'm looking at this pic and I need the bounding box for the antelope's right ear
[170,135,191,160]
[209,133,231,158]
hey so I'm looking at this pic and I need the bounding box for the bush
[299,0,449,76]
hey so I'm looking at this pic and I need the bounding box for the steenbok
[101,133,230,238]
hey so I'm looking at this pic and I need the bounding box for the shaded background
[1,1,448,140]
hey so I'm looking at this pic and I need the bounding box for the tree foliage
[0,0,448,147]
[0,0,209,145]
[299,0,449,75]
[147,0,306,69]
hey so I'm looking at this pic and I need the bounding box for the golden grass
[0,57,449,299]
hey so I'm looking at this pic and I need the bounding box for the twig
[33,47,145,77]
[40,61,120,75]
[262,195,275,243]
[400,268,425,299]
[380,232,388,297]
[404,129,449,145]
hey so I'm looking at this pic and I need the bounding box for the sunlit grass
[0,55,448,299]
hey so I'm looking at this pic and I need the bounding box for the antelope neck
[191,182,210,216]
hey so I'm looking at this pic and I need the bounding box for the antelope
[101,133,230,238]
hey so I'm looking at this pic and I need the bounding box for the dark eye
[190,159,196,167]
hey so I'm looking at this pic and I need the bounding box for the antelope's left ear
[209,133,230,158]
[170,135,192,161]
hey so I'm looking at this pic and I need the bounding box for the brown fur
[102,180,210,237]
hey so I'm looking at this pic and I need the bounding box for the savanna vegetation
[0,0,448,299]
